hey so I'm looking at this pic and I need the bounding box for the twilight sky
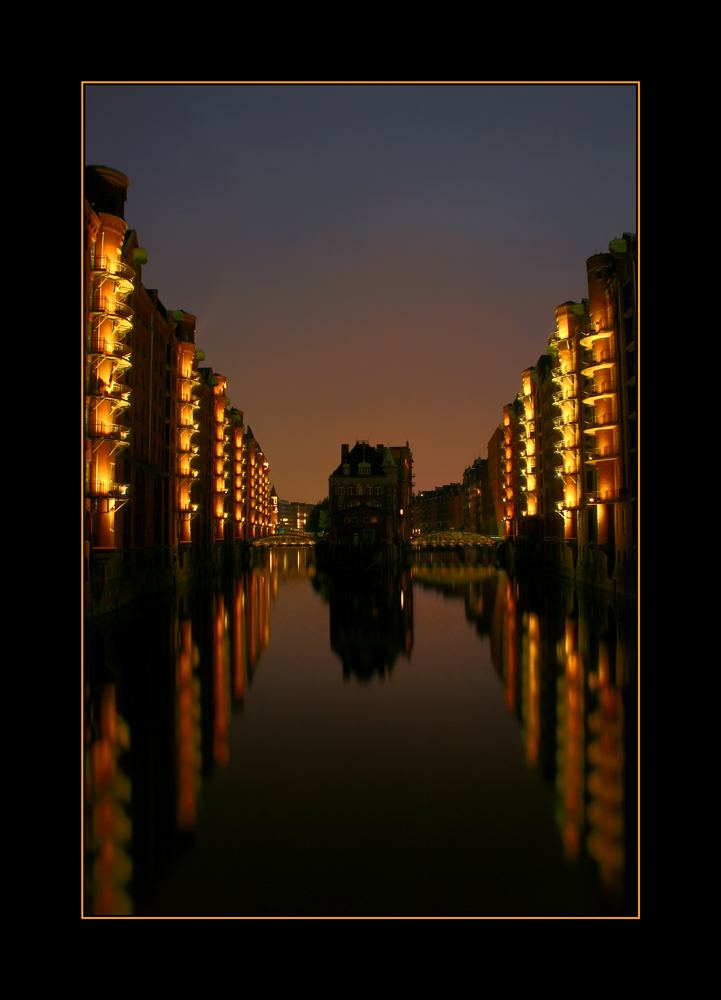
[84,82,637,502]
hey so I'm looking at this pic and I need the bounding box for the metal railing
[91,256,135,282]
[87,421,130,440]
[88,336,131,358]
[86,480,130,498]
[583,379,618,398]
[585,488,625,503]
[586,446,621,462]
[584,411,618,428]
[88,295,133,320]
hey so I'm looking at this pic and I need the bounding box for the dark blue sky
[84,82,637,500]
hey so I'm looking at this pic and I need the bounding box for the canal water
[83,547,637,918]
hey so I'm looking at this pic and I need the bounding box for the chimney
[341,443,349,461]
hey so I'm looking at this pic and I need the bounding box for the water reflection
[83,547,636,916]
[412,555,636,911]
[84,672,133,915]
[313,567,413,682]
[83,548,317,915]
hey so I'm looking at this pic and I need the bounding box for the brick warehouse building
[84,166,276,614]
[328,441,413,548]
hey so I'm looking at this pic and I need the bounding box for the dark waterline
[83,548,637,918]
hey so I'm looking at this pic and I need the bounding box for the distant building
[277,499,315,534]
[241,427,272,541]
[270,486,279,533]
[328,440,413,547]
[501,398,523,538]
[412,483,464,534]
[462,458,491,535]
[486,426,505,538]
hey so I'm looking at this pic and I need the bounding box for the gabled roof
[330,441,395,478]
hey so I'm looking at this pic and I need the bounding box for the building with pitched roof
[328,440,413,547]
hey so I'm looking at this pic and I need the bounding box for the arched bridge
[252,531,316,548]
[411,530,499,550]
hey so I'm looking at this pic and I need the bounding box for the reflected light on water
[213,594,230,766]
[84,685,133,915]
[176,618,200,830]
[83,548,636,917]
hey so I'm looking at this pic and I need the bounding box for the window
[358,462,371,476]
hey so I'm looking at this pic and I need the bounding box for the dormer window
[358,462,371,476]
[343,463,350,476]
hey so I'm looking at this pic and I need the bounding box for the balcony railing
[549,332,574,350]
[581,351,617,375]
[579,327,613,348]
[585,488,625,504]
[553,415,578,428]
[91,256,135,283]
[87,421,131,441]
[584,411,618,429]
[86,382,131,402]
[88,295,133,320]
[88,336,132,359]
[87,480,130,498]
[586,446,621,462]
[583,378,618,399]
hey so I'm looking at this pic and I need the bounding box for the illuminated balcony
[549,332,573,351]
[88,294,134,325]
[177,503,200,516]
[554,368,579,392]
[87,381,131,405]
[91,256,135,282]
[583,378,618,401]
[88,336,132,363]
[586,446,621,463]
[585,488,624,504]
[581,351,617,377]
[88,420,131,443]
[91,255,135,293]
[584,412,619,432]
[580,326,613,348]
[553,415,578,430]
[87,480,130,499]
